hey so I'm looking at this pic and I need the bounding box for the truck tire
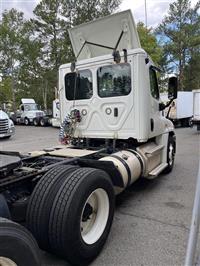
[0,218,40,266]
[26,165,78,250]
[163,135,176,174]
[0,194,11,219]
[24,118,29,126]
[180,118,189,127]
[49,167,115,265]
[33,118,39,126]
[40,117,46,127]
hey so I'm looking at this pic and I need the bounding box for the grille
[36,112,43,117]
[0,119,9,134]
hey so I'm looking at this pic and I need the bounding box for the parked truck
[169,91,193,126]
[191,90,200,131]
[0,10,178,266]
[10,98,46,126]
[10,98,61,127]
[0,109,15,138]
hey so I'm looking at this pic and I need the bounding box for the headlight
[9,119,14,127]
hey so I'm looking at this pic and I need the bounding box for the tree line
[0,0,199,111]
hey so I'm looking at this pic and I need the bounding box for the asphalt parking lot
[0,126,199,265]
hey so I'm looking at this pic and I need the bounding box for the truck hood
[0,110,9,120]
[68,10,141,60]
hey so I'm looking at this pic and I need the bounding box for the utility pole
[144,0,148,29]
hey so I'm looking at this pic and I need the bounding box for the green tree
[0,77,12,103]
[65,0,121,26]
[156,0,200,90]
[137,22,163,66]
[183,2,200,90]
[137,22,168,92]
[0,8,25,110]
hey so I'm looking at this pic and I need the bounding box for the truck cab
[15,98,45,125]
[59,10,177,178]
[0,109,15,138]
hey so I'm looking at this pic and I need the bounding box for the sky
[0,0,199,27]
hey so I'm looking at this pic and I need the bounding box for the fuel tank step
[148,163,168,179]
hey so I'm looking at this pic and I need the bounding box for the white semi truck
[191,90,200,130]
[11,98,61,127]
[0,109,15,138]
[0,10,177,266]
[10,98,46,126]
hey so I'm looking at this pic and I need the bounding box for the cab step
[148,163,168,179]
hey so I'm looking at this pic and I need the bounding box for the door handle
[114,108,118,117]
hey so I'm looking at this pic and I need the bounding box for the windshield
[97,63,131,98]
[24,104,38,111]
[65,70,93,101]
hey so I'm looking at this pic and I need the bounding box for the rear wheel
[49,167,115,265]
[180,118,190,127]
[40,118,46,127]
[33,118,39,126]
[0,218,40,266]
[26,165,78,250]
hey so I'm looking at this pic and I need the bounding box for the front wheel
[24,118,29,126]
[49,168,115,265]
[163,135,176,174]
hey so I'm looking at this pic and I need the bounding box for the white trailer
[191,90,200,130]
[168,91,193,126]
[0,10,178,266]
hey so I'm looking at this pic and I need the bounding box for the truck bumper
[0,127,15,138]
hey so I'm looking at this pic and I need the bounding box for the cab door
[148,66,163,137]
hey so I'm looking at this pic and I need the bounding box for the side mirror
[168,76,178,100]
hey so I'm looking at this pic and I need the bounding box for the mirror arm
[166,105,172,119]
[159,98,174,111]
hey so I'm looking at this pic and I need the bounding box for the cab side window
[149,68,159,100]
